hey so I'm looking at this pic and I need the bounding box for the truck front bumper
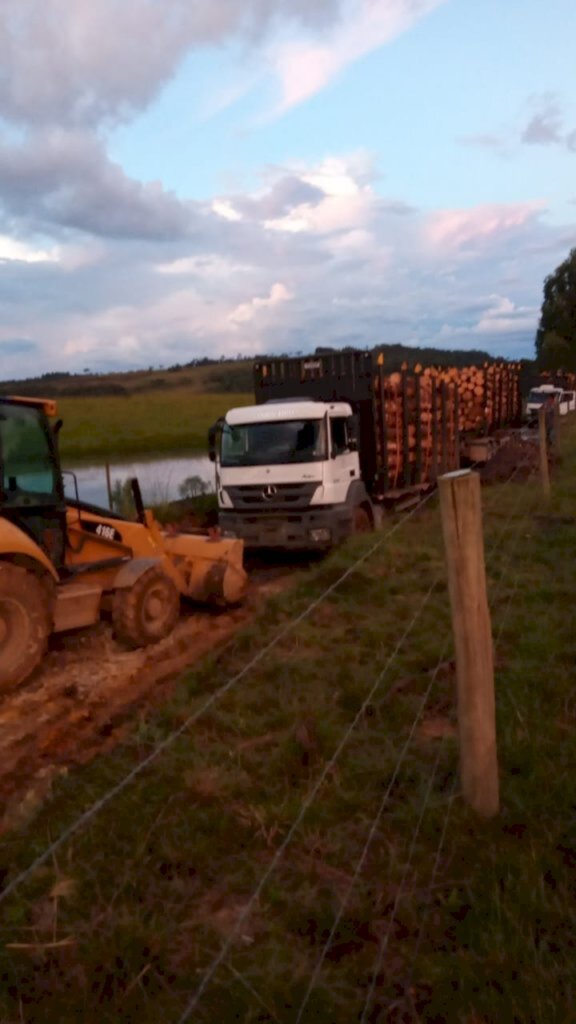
[218,507,353,550]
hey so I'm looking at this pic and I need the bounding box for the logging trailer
[208,352,522,552]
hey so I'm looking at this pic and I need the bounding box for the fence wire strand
[0,490,437,909]
[294,470,527,1020]
[0,461,521,912]
[357,483,537,1022]
[402,774,460,1013]
[359,740,447,1024]
[178,464,528,1021]
[175,573,443,1023]
[294,641,451,1023]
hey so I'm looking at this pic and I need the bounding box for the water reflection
[63,453,214,509]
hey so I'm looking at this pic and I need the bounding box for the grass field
[57,389,252,460]
[1,424,575,1022]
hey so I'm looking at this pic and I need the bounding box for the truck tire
[353,505,373,534]
[0,563,51,691]
[112,566,180,648]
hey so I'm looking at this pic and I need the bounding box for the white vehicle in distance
[559,390,576,414]
[525,384,563,421]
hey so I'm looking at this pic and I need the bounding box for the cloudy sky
[0,0,575,379]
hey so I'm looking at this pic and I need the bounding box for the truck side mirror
[207,418,225,463]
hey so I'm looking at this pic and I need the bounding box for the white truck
[525,384,574,420]
[208,351,461,551]
[560,390,576,414]
[211,397,372,550]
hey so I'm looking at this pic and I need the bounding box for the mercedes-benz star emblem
[262,485,278,500]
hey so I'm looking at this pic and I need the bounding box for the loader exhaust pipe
[130,478,146,524]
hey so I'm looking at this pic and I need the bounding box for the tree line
[536,247,576,370]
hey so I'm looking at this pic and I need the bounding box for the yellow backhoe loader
[0,395,247,691]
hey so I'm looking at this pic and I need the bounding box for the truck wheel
[353,505,372,534]
[0,564,51,691]
[112,566,180,648]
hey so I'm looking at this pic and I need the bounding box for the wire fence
[176,573,444,1022]
[176,464,529,1023]
[0,488,438,909]
[0,449,545,1024]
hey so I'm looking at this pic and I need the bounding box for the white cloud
[475,313,537,335]
[212,199,243,222]
[229,282,293,325]
[157,254,244,277]
[272,0,446,111]
[0,0,346,129]
[0,235,59,263]
[478,295,516,319]
[1,153,573,377]
[475,295,537,335]
[264,156,375,236]
[3,2,569,379]
[426,202,545,250]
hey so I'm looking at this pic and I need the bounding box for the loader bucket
[162,532,247,606]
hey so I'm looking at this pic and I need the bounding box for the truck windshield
[528,390,553,405]
[0,403,58,506]
[221,419,326,467]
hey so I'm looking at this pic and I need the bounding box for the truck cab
[212,398,373,550]
[525,385,563,421]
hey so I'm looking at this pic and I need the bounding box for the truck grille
[224,482,319,510]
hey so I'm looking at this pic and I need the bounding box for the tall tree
[536,248,576,369]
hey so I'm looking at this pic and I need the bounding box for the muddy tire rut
[0,565,295,834]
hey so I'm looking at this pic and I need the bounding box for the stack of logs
[456,362,522,433]
[372,361,522,492]
[373,365,459,491]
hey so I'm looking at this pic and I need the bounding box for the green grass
[57,389,252,460]
[1,424,576,1022]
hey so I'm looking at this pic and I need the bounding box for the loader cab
[0,397,67,569]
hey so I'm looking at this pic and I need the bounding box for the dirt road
[0,562,298,834]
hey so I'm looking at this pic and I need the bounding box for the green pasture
[57,389,252,460]
[1,420,575,1022]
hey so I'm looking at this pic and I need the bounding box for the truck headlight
[309,527,331,543]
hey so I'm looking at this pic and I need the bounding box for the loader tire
[0,564,51,692]
[112,566,180,649]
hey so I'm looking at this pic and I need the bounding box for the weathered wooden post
[439,469,499,817]
[538,406,551,499]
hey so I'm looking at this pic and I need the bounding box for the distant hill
[0,357,255,399]
[1,345,535,399]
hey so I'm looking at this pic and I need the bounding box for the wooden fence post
[538,407,551,499]
[439,469,499,817]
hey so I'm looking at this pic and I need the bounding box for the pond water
[63,452,215,509]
